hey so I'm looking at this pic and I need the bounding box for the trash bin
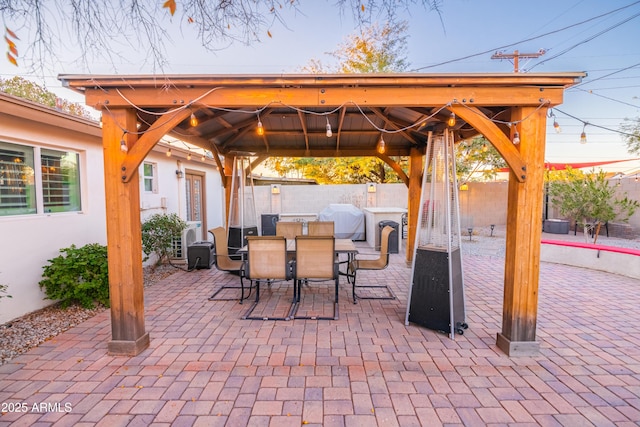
[379,220,399,254]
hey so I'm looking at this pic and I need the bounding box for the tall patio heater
[405,131,467,338]
[227,153,258,256]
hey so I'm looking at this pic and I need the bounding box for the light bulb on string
[553,119,561,133]
[376,134,386,154]
[120,138,128,153]
[325,117,332,138]
[256,115,264,136]
[447,112,456,127]
[201,153,206,162]
[190,112,198,127]
[187,150,192,161]
[513,131,520,145]
[580,123,588,144]
[166,142,172,157]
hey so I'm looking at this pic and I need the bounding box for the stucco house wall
[0,94,223,324]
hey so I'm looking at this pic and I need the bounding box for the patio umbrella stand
[405,131,468,338]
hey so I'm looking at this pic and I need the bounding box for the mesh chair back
[295,236,335,280]
[276,221,303,239]
[307,221,334,236]
[209,227,242,271]
[246,236,289,280]
[357,225,392,270]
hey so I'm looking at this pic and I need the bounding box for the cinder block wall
[254,181,510,229]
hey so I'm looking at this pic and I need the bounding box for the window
[143,162,157,193]
[0,142,36,216]
[41,148,81,213]
[0,141,81,216]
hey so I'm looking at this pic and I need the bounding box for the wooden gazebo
[59,73,584,356]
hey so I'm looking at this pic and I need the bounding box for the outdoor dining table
[236,238,358,314]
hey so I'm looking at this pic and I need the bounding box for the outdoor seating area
[1,236,639,425]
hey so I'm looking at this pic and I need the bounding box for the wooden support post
[406,146,424,263]
[497,107,547,356]
[224,155,234,228]
[102,108,149,356]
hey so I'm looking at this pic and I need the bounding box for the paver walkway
[1,232,639,426]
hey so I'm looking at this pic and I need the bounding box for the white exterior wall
[0,97,107,323]
[0,95,224,323]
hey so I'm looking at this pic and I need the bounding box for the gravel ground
[0,264,181,366]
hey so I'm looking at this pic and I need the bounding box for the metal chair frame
[292,236,339,320]
[207,227,251,302]
[344,225,397,303]
[242,236,296,321]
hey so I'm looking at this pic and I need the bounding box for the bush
[141,213,187,265]
[39,243,109,308]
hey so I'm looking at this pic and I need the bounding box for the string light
[481,143,488,152]
[201,154,206,162]
[447,112,456,127]
[325,116,332,138]
[166,142,172,157]
[376,134,386,154]
[256,115,264,136]
[120,131,128,153]
[513,130,520,145]
[187,150,192,161]
[580,123,588,144]
[190,112,198,127]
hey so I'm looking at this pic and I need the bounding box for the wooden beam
[102,108,149,356]
[372,108,420,145]
[377,153,409,187]
[240,147,412,158]
[449,105,526,183]
[168,132,226,185]
[85,86,566,109]
[120,108,192,182]
[297,110,310,153]
[406,143,426,263]
[336,106,346,152]
[497,106,548,356]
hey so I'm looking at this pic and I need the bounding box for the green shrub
[39,243,109,308]
[141,213,187,265]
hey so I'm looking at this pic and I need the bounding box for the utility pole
[491,49,546,73]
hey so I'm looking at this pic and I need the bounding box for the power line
[410,1,640,71]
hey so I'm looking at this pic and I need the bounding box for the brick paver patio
[1,241,639,426]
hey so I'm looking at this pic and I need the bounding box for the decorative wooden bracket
[120,109,192,182]
[377,153,410,187]
[449,105,526,182]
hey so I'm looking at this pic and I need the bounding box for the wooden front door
[185,171,206,236]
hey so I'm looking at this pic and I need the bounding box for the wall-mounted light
[367,183,376,193]
[175,169,183,179]
[271,184,280,194]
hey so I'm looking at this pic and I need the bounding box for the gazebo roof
[59,73,585,160]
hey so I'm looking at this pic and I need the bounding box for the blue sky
[2,0,639,172]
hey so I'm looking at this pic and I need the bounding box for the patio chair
[292,236,339,320]
[207,227,248,302]
[242,236,296,321]
[276,221,303,240]
[345,225,396,304]
[307,221,335,236]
